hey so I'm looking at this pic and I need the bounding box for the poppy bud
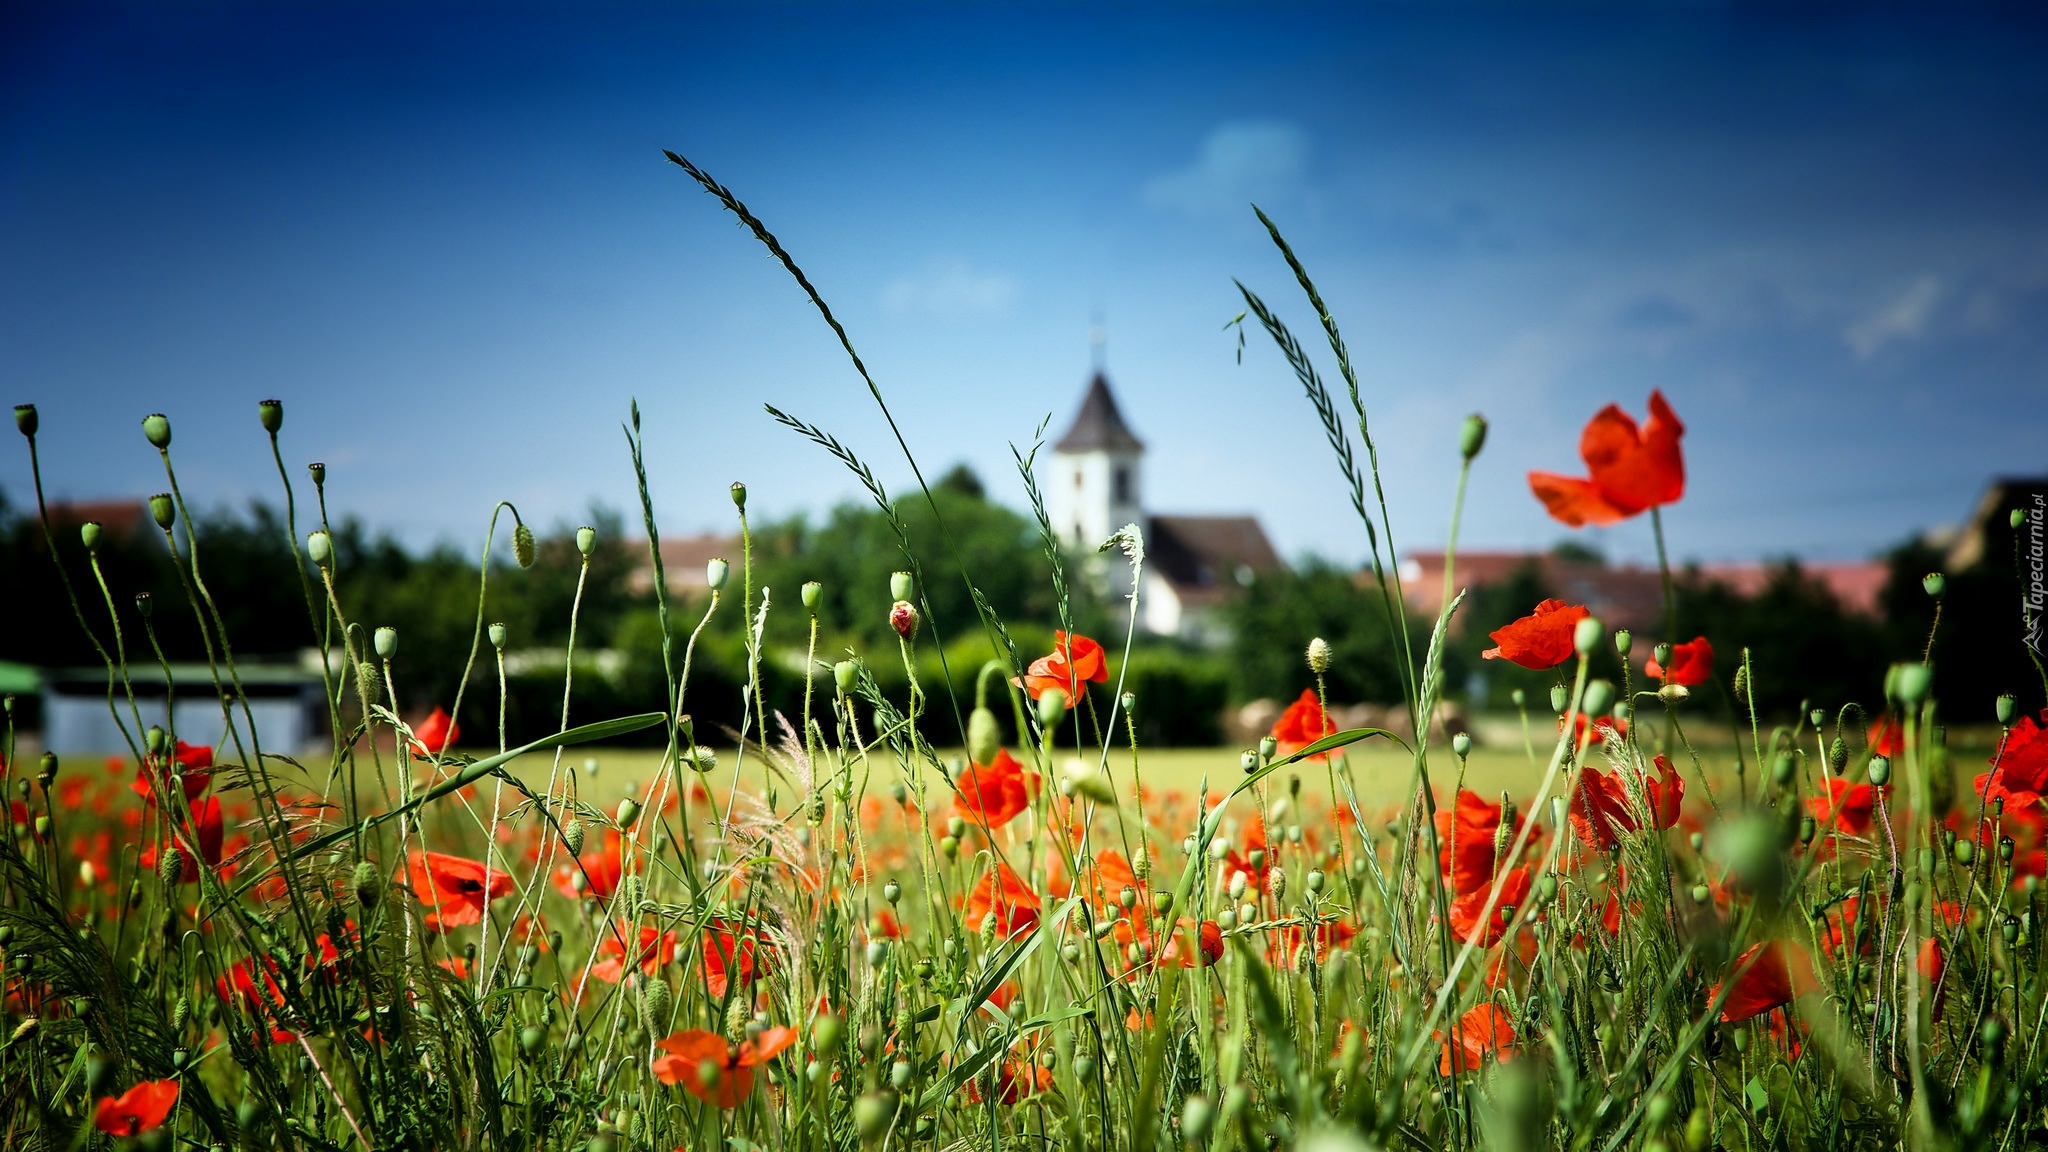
[888,600,919,640]
[729,481,747,511]
[1709,811,1785,902]
[510,521,536,569]
[156,844,184,887]
[13,404,36,437]
[1998,694,2017,726]
[146,725,167,756]
[1549,684,1569,713]
[1732,665,1750,704]
[967,707,1001,767]
[307,530,333,567]
[801,580,823,612]
[1772,752,1796,786]
[889,570,914,601]
[1893,662,1933,706]
[256,398,283,434]
[1868,756,1890,786]
[938,835,958,859]
[1955,839,1975,865]
[1451,732,1472,759]
[1571,615,1602,656]
[832,659,861,696]
[1183,1094,1215,1142]
[1536,873,1558,903]
[148,493,175,531]
[489,622,508,651]
[80,521,101,552]
[374,626,398,660]
[1306,636,1332,674]
[142,412,171,449]
[1269,870,1287,901]
[947,815,966,838]
[1228,871,1248,900]
[2013,508,2028,530]
[1037,687,1068,729]
[638,977,671,1034]
[354,660,379,708]
[854,1092,895,1139]
[1583,680,1614,718]
[1657,684,1688,704]
[1458,413,1488,460]
[1922,572,1945,599]
[1067,761,1117,805]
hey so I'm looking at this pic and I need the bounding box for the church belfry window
[1113,466,1130,503]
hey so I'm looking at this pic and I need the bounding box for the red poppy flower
[132,741,213,802]
[1561,710,1628,751]
[1644,637,1713,687]
[1917,937,1945,984]
[408,851,512,929]
[954,749,1039,830]
[1806,778,1883,837]
[411,707,460,756]
[94,1079,179,1136]
[554,828,628,901]
[1570,757,1683,852]
[592,923,679,984]
[140,796,224,883]
[1437,1002,1517,1075]
[1819,896,1873,957]
[1449,867,1531,948]
[1482,599,1590,670]
[967,1058,1055,1104]
[1528,390,1685,526]
[1435,789,1522,897]
[964,861,1041,938]
[1271,689,1337,761]
[1867,716,1904,759]
[1713,941,1812,1023]
[1224,814,1273,893]
[1276,917,1360,965]
[1976,712,2048,811]
[651,1026,797,1108]
[1015,631,1108,701]
[1084,848,1143,910]
[701,922,770,999]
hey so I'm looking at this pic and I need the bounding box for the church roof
[1149,515,1283,603]
[1054,372,1144,454]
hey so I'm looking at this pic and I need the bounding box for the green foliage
[1224,558,1410,705]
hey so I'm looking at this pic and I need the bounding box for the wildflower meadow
[3,155,2046,1152]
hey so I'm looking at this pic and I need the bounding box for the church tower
[1048,371,1145,551]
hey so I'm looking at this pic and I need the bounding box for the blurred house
[1048,371,1282,645]
[41,663,323,756]
[1398,551,1889,637]
[625,531,737,598]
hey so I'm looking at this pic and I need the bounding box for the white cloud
[880,257,1018,319]
[1142,120,1310,218]
[1843,275,1942,358]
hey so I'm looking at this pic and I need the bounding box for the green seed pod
[638,977,672,1034]
[1613,628,1633,657]
[853,1092,895,1139]
[1582,680,1615,718]
[1306,637,1332,674]
[1868,756,1890,786]
[801,580,823,612]
[1890,661,1930,705]
[729,481,747,511]
[512,522,536,568]
[2015,508,2030,530]
[1922,572,1946,599]
[967,707,1002,767]
[615,798,640,831]
[1658,684,1689,704]
[1259,735,1278,760]
[575,525,597,557]
[1306,870,1326,894]
[938,835,958,859]
[146,725,167,756]
[148,493,176,531]
[373,626,399,660]
[307,461,326,488]
[37,751,57,787]
[1458,413,1488,460]
[1153,891,1174,917]
[706,556,730,591]
[353,861,382,908]
[1998,694,2017,726]
[1183,1094,1215,1142]
[1772,753,1796,786]
[883,879,902,905]
[1549,684,1570,713]
[889,570,914,601]
[258,398,283,433]
[519,1025,546,1056]
[689,747,717,773]
[142,412,171,449]
[1573,615,1603,656]
[812,1013,843,1056]
[306,530,333,567]
[562,819,586,856]
[1955,840,1975,865]
[13,404,37,437]
[488,622,507,651]
[833,659,859,695]
[889,1061,912,1090]
[947,816,966,838]
[1074,1055,1097,1080]
[80,521,102,551]
[1037,687,1068,730]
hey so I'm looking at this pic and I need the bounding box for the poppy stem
[1651,505,1678,647]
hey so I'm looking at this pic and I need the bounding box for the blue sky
[4,3,2045,568]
